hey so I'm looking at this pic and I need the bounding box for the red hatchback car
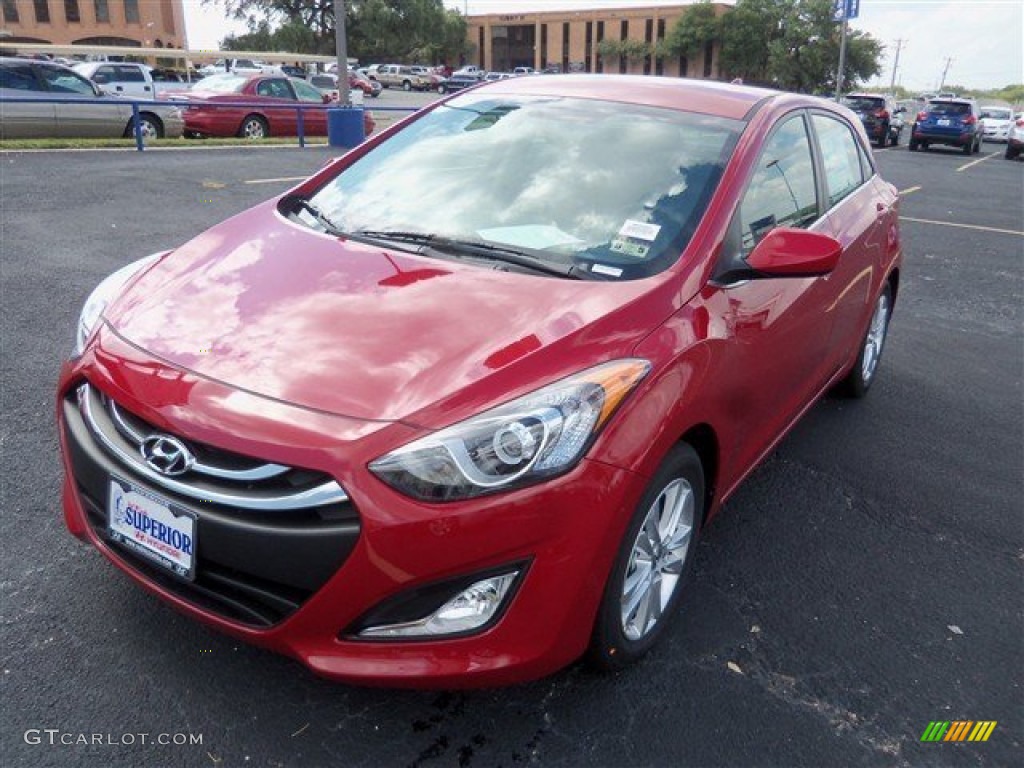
[175,73,375,139]
[58,76,901,688]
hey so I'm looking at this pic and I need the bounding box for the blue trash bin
[327,107,365,148]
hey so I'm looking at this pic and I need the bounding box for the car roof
[470,75,778,121]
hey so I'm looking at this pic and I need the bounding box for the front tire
[402,80,412,92]
[125,113,163,140]
[588,444,704,672]
[837,282,894,398]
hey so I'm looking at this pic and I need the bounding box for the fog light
[359,572,518,638]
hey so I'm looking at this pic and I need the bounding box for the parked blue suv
[909,98,983,154]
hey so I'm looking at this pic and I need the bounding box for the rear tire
[962,138,973,155]
[238,114,268,140]
[908,139,919,151]
[837,282,894,398]
[588,444,704,672]
[973,136,981,154]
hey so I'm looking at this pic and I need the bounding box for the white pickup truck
[72,62,193,98]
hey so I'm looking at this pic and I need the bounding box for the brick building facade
[466,3,729,79]
[0,0,186,51]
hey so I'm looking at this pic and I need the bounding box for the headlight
[369,359,650,501]
[73,252,166,357]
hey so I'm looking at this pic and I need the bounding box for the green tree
[663,0,721,61]
[596,38,652,64]
[719,0,881,92]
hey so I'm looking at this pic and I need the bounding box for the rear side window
[739,114,819,253]
[0,64,41,91]
[811,114,865,208]
[842,96,883,112]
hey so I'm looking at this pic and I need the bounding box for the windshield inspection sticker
[618,220,661,242]
[610,237,650,259]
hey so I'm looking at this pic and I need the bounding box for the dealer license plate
[108,477,196,581]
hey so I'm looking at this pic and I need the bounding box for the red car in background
[173,73,374,139]
[59,76,901,688]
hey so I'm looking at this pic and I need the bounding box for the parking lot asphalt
[1,140,1021,768]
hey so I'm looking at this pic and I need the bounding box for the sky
[182,0,1024,91]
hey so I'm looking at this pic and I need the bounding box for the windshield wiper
[285,196,346,237]
[354,230,583,280]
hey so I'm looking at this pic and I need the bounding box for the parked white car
[1006,113,1024,160]
[198,59,281,77]
[72,62,155,98]
[979,106,1014,142]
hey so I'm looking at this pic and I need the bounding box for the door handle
[116,86,123,92]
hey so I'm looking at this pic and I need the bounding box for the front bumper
[57,329,644,687]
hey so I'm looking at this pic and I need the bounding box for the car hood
[104,202,654,425]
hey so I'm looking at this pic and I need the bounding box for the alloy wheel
[620,478,695,641]
[861,291,890,383]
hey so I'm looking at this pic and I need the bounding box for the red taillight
[874,109,889,120]
[1016,118,1024,127]
[916,111,928,122]
[963,115,977,125]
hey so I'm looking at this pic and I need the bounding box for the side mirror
[746,228,842,278]
[895,106,906,114]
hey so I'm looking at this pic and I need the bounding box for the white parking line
[898,185,922,196]
[902,216,1024,237]
[243,175,308,185]
[957,152,999,172]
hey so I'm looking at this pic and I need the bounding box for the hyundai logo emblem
[140,434,194,477]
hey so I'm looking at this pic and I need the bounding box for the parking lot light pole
[334,0,351,107]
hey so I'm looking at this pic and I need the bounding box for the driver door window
[739,115,819,253]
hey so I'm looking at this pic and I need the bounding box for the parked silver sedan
[0,57,183,139]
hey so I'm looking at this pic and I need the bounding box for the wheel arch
[678,423,719,524]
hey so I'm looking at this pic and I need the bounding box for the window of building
[33,0,49,22]
[93,0,108,22]
[540,24,547,69]
[619,20,628,74]
[562,22,569,74]
[477,27,484,66]
[703,40,713,78]
[124,0,139,23]
[585,21,592,73]
[64,0,79,22]
[644,19,653,75]
[811,114,866,208]
[740,115,819,253]
[656,19,665,76]
[679,55,688,78]
[2,0,19,23]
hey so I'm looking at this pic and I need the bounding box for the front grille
[63,382,361,628]
[77,382,348,512]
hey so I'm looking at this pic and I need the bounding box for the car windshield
[194,74,247,93]
[980,108,1012,120]
[305,93,742,280]
[842,96,883,111]
[927,101,970,115]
